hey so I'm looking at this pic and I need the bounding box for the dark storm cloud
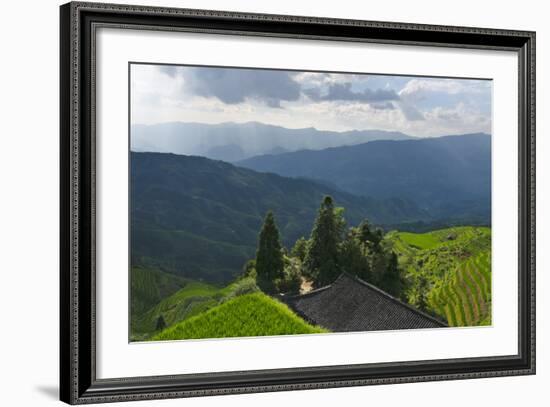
[187,68,302,107]
[304,83,400,103]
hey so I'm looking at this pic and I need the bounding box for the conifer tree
[339,227,371,281]
[304,196,342,287]
[155,315,166,331]
[255,211,284,293]
[378,251,402,298]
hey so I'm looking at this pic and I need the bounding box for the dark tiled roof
[284,273,446,332]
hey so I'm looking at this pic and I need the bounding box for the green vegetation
[239,196,402,296]
[238,133,491,223]
[130,266,187,317]
[255,211,285,293]
[131,152,430,285]
[339,220,403,297]
[132,227,255,285]
[397,232,441,250]
[429,252,492,326]
[152,292,327,341]
[131,277,259,341]
[278,256,302,295]
[290,237,308,262]
[132,196,491,342]
[155,315,166,331]
[387,226,491,326]
[304,196,342,287]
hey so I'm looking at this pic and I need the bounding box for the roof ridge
[284,283,333,299]
[340,272,447,326]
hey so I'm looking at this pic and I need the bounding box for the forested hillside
[238,133,491,222]
[131,152,428,283]
[131,200,491,341]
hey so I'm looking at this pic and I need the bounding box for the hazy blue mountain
[237,133,491,222]
[131,152,429,284]
[131,121,415,162]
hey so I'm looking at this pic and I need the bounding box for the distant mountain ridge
[131,121,415,162]
[131,152,429,284]
[237,133,491,222]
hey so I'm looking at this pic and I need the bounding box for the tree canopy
[250,197,404,300]
[303,196,343,287]
[255,211,285,293]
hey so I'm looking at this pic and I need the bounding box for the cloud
[293,72,361,87]
[184,67,301,107]
[370,102,396,110]
[399,78,490,101]
[397,78,491,121]
[136,64,491,136]
[305,82,400,103]
[397,102,425,121]
[158,65,180,78]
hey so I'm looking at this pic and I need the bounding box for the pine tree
[155,315,166,331]
[339,227,371,281]
[255,211,284,294]
[304,196,342,287]
[378,251,402,298]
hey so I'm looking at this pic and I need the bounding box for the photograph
[129,64,492,342]
[56,2,536,404]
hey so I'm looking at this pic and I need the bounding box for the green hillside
[130,266,188,317]
[396,231,441,250]
[152,292,327,341]
[238,133,491,222]
[430,252,491,326]
[131,276,259,341]
[131,152,429,284]
[387,226,491,326]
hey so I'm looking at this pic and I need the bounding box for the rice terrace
[129,64,492,342]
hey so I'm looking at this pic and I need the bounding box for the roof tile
[284,273,447,332]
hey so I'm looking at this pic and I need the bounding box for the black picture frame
[60,2,536,404]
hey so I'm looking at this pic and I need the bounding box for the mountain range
[131,152,428,284]
[131,130,491,284]
[238,133,491,221]
[131,121,414,162]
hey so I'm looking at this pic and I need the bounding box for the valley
[131,151,430,284]
[129,132,492,341]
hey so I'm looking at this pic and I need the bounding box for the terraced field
[428,252,491,326]
[132,281,220,338]
[131,276,260,341]
[130,266,188,318]
[152,292,327,341]
[387,226,491,327]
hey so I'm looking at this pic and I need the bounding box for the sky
[131,64,492,137]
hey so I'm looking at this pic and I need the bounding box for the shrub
[221,277,259,303]
[241,259,257,279]
[276,257,302,295]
